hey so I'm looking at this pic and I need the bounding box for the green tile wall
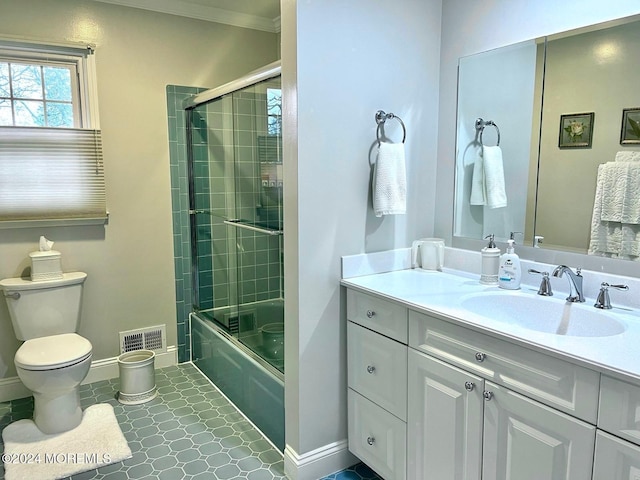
[167,82,283,362]
[167,85,208,363]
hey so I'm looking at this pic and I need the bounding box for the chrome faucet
[552,265,584,303]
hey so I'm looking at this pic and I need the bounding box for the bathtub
[190,304,285,451]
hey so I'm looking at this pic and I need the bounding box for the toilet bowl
[260,322,284,360]
[15,333,92,434]
[0,272,92,435]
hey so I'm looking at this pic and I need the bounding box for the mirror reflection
[455,15,640,262]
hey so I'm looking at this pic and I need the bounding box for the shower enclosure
[184,61,284,451]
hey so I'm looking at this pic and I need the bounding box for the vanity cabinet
[346,290,408,480]
[408,310,600,423]
[407,335,595,480]
[345,285,640,480]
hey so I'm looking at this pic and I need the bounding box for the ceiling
[91,0,281,33]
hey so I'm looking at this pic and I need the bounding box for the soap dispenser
[480,234,500,285]
[498,234,522,290]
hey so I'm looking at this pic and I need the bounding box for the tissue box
[29,251,63,281]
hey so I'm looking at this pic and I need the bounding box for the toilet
[0,272,92,434]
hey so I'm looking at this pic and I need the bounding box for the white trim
[0,346,178,402]
[90,0,280,33]
[83,52,101,129]
[0,377,31,403]
[284,440,358,480]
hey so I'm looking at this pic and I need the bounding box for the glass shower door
[229,82,283,370]
[187,77,284,372]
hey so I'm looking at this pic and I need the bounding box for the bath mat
[2,403,132,480]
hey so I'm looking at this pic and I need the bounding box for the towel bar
[475,118,500,146]
[375,110,406,145]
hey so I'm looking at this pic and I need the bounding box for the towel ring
[375,110,406,146]
[475,118,500,146]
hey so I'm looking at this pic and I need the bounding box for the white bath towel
[373,142,406,217]
[615,150,640,162]
[599,162,640,224]
[470,145,507,209]
[589,163,640,260]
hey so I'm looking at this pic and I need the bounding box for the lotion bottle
[498,239,521,290]
[480,234,500,285]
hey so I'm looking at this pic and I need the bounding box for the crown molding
[91,0,281,33]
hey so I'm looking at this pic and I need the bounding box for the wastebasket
[117,349,158,405]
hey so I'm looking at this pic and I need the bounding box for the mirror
[454,14,640,261]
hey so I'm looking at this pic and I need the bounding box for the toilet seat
[15,333,92,371]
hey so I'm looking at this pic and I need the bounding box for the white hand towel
[373,142,406,217]
[482,145,507,209]
[470,151,486,205]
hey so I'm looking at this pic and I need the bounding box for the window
[266,87,281,136]
[0,39,106,227]
[0,59,79,127]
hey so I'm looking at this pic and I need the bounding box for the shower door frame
[184,61,283,375]
[185,60,281,313]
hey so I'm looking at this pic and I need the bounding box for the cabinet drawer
[348,321,407,420]
[348,388,406,480]
[599,375,640,446]
[593,431,640,480]
[409,311,600,423]
[347,289,408,343]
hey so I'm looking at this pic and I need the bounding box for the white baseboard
[284,439,358,480]
[0,346,178,403]
[0,377,31,403]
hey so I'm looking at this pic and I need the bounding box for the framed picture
[558,112,594,148]
[620,108,640,144]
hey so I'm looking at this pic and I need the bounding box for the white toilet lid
[15,333,92,371]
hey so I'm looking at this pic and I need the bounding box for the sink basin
[460,292,626,337]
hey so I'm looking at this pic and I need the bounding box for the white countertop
[341,268,640,384]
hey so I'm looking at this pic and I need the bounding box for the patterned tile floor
[0,363,381,480]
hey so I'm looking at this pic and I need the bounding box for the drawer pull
[366,365,376,374]
[483,390,493,401]
[367,436,375,446]
[475,352,486,363]
[464,381,475,392]
[366,310,376,318]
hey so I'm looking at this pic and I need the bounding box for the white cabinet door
[593,431,640,480]
[348,389,406,480]
[483,381,596,480]
[599,375,640,446]
[408,349,484,480]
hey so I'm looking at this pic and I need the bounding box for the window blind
[0,127,106,223]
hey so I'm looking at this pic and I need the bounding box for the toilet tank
[0,272,87,340]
